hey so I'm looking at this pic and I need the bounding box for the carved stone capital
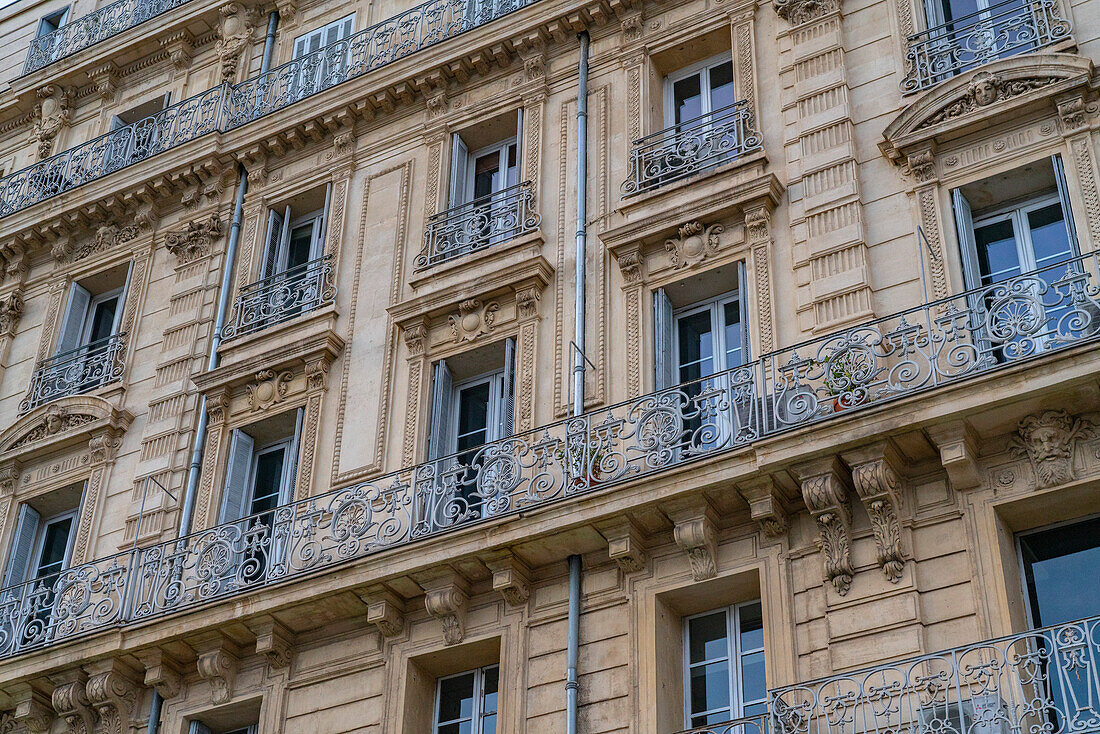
[360,586,406,638]
[249,617,295,669]
[164,214,221,264]
[793,457,854,595]
[84,663,139,734]
[595,517,647,573]
[907,150,936,183]
[10,684,53,734]
[665,498,719,581]
[843,442,906,583]
[1056,94,1087,131]
[735,476,789,537]
[419,570,469,645]
[305,357,330,391]
[87,429,123,464]
[774,0,840,25]
[926,420,982,490]
[744,206,771,245]
[193,636,240,705]
[403,319,430,357]
[514,285,542,321]
[482,551,532,606]
[133,649,182,699]
[51,677,96,734]
[206,390,231,425]
[615,245,644,285]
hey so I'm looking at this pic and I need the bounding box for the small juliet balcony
[415,181,540,271]
[222,255,337,341]
[621,101,763,198]
[675,615,1100,734]
[900,0,1072,94]
[19,333,127,414]
[22,0,197,75]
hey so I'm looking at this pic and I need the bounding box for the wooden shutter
[220,429,255,523]
[263,208,284,279]
[449,134,470,208]
[1052,154,1081,253]
[653,287,675,390]
[500,337,516,438]
[427,360,454,460]
[314,182,333,261]
[56,282,91,355]
[281,407,305,505]
[952,189,980,290]
[4,504,40,587]
[112,261,135,336]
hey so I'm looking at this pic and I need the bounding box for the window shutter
[427,360,454,460]
[1052,154,1080,253]
[263,208,284,279]
[188,723,213,734]
[952,189,980,290]
[220,429,255,523]
[281,407,305,505]
[293,36,308,59]
[112,261,135,336]
[57,282,92,355]
[500,337,516,438]
[653,287,675,390]
[449,134,470,208]
[4,504,40,587]
[737,260,751,362]
[515,108,524,182]
[314,182,333,261]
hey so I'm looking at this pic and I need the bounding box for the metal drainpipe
[146,690,163,734]
[567,31,589,734]
[178,167,248,537]
[261,11,279,74]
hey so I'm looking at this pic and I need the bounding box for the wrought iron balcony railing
[23,0,196,75]
[0,86,224,219]
[770,615,1100,734]
[900,0,1071,94]
[19,333,127,414]
[3,253,1100,659]
[673,710,770,734]
[1,0,540,221]
[222,255,336,341]
[621,101,763,197]
[416,181,540,270]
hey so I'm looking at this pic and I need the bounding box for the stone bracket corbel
[793,456,855,596]
[926,420,982,490]
[418,569,469,646]
[84,659,140,734]
[360,585,407,638]
[735,475,790,537]
[249,617,296,669]
[482,551,532,607]
[9,683,53,734]
[595,516,648,573]
[50,672,96,734]
[134,648,183,699]
[192,634,240,706]
[665,497,719,581]
[842,441,907,583]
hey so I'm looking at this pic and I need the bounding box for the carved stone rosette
[794,457,854,595]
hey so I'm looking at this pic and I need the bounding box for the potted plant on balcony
[820,351,869,413]
[555,436,610,492]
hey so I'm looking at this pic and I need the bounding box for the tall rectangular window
[684,600,766,728]
[36,7,69,37]
[292,14,355,59]
[4,492,82,588]
[434,665,499,734]
[665,55,736,129]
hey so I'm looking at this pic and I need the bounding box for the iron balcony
[416,181,541,270]
[222,255,337,341]
[19,333,127,414]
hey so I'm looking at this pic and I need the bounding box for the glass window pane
[437,673,476,723]
[723,301,743,369]
[677,310,715,383]
[286,223,315,270]
[690,660,731,718]
[36,517,72,578]
[942,0,980,22]
[709,61,736,112]
[688,611,729,663]
[739,601,764,650]
[480,713,497,734]
[457,383,492,452]
[1027,203,1073,269]
[740,650,766,703]
[473,152,500,199]
[482,666,499,715]
[673,75,703,125]
[1020,517,1100,626]
[250,448,285,514]
[974,219,1021,285]
[87,297,119,343]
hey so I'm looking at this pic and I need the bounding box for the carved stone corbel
[214,3,253,84]
[249,617,295,669]
[10,684,53,734]
[419,570,469,645]
[665,498,719,581]
[84,661,140,734]
[773,0,840,25]
[133,649,182,699]
[615,245,644,285]
[31,85,72,159]
[735,476,789,537]
[51,676,96,734]
[87,63,120,102]
[842,442,906,583]
[0,289,24,339]
[595,517,647,573]
[164,214,221,265]
[360,586,406,638]
[160,30,196,71]
[482,551,532,606]
[793,457,854,595]
[926,420,982,490]
[193,636,240,705]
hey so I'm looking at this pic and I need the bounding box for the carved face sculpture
[1012,410,1089,488]
[971,74,1000,107]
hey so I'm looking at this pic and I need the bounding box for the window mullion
[729,605,740,720]
[1013,209,1039,273]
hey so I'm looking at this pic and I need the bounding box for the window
[36,7,69,38]
[664,54,736,129]
[292,14,355,59]
[1019,516,1100,628]
[220,409,304,526]
[189,722,258,734]
[4,505,76,588]
[263,205,326,279]
[434,665,499,734]
[683,601,766,729]
[451,135,519,209]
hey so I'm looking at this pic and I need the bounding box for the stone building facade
[0,0,1095,730]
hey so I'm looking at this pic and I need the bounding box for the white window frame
[464,139,519,204]
[36,7,69,38]
[433,664,500,734]
[672,288,748,380]
[246,437,296,516]
[79,288,123,346]
[292,13,355,59]
[663,52,735,129]
[280,208,326,272]
[682,600,766,728]
[448,370,507,456]
[30,508,78,581]
[966,193,1071,283]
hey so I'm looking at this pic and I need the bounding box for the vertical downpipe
[261,11,280,75]
[567,32,590,734]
